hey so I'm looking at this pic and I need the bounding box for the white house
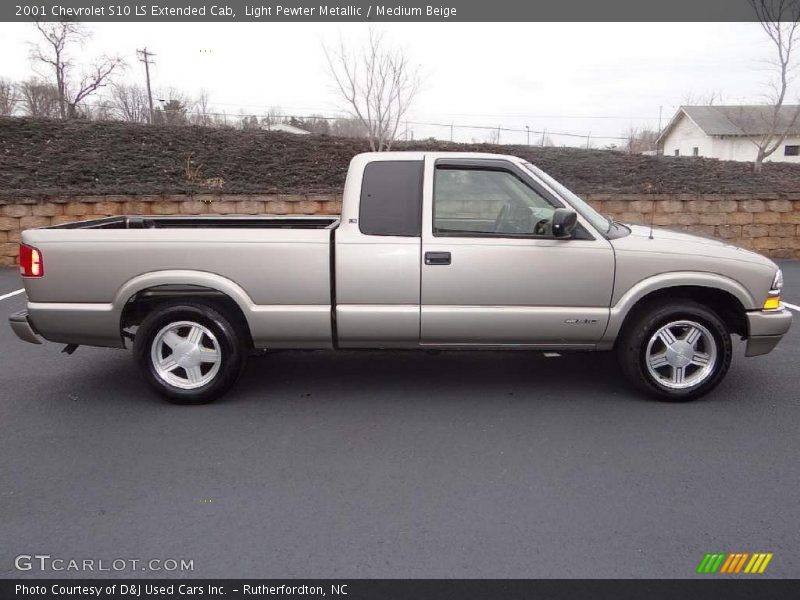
[656,105,800,163]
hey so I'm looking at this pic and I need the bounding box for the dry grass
[3,117,800,197]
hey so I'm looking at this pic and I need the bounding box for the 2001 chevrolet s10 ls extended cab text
[9,153,792,404]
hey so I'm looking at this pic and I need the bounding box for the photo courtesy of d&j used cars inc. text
[0,1,798,598]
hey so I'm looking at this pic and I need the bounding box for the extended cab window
[433,167,556,237]
[359,160,423,236]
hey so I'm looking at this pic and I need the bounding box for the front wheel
[134,301,247,404]
[616,300,732,401]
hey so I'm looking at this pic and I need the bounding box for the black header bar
[2,0,766,23]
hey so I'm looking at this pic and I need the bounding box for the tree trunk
[753,148,766,173]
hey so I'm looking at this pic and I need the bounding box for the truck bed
[21,214,339,349]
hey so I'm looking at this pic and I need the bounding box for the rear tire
[133,301,246,404]
[616,300,732,401]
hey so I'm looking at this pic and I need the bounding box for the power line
[204,99,660,123]
[417,112,659,120]
[53,99,635,143]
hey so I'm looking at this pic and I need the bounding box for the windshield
[522,162,611,234]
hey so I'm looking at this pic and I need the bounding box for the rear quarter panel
[21,228,333,348]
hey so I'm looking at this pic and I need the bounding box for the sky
[0,21,789,146]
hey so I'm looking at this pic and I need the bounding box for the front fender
[601,271,755,344]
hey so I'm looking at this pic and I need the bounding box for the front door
[420,158,614,346]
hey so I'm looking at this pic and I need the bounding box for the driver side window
[433,167,556,237]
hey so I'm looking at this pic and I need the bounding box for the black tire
[133,300,247,404]
[616,300,732,401]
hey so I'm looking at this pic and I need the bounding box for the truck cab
[335,152,615,348]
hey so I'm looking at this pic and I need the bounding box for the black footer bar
[2,579,798,600]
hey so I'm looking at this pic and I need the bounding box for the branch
[70,56,124,108]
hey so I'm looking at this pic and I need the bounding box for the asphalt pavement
[1,263,798,579]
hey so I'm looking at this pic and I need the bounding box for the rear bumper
[8,310,42,345]
[745,308,793,357]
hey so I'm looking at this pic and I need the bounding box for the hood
[614,225,777,269]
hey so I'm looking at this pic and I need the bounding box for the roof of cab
[353,151,523,162]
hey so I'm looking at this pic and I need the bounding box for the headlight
[771,269,783,292]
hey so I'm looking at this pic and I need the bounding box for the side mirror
[551,208,578,238]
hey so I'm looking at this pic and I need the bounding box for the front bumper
[9,309,42,345]
[745,308,793,357]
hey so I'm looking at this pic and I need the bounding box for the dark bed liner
[49,215,340,230]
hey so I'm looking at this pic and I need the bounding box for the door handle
[425,251,451,265]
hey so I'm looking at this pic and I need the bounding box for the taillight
[19,244,44,277]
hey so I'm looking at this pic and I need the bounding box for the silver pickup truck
[9,152,792,404]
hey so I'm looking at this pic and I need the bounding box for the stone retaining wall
[1,193,798,266]
[583,193,800,259]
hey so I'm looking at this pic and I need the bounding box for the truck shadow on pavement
[232,349,635,405]
[33,345,752,407]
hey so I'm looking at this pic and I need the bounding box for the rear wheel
[616,300,732,401]
[134,301,246,404]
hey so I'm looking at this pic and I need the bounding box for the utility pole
[525,125,530,145]
[137,47,156,124]
[657,105,664,155]
[541,129,546,147]
[450,121,454,142]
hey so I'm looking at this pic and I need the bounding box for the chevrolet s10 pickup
[9,152,792,403]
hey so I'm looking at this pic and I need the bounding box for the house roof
[657,104,800,144]
[267,123,311,135]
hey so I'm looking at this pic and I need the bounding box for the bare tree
[624,126,660,154]
[262,106,285,131]
[485,127,500,144]
[238,110,260,130]
[110,83,149,123]
[82,99,115,121]
[212,110,232,128]
[192,89,213,126]
[681,90,724,106]
[0,79,19,116]
[18,78,60,118]
[749,0,800,172]
[301,115,332,135]
[331,117,368,138]
[31,20,124,119]
[324,30,421,151]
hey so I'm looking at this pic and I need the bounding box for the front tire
[616,300,732,401]
[134,301,246,404]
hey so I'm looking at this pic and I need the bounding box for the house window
[692,147,699,157]
[674,149,680,156]
[784,145,800,156]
